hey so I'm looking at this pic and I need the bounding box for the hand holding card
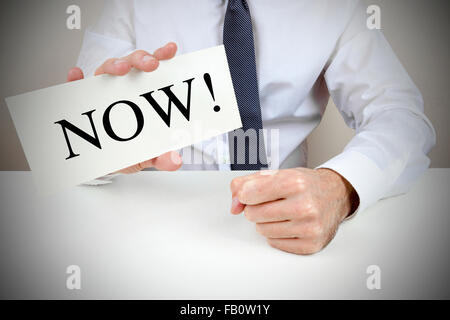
[67,42,183,174]
[6,45,242,194]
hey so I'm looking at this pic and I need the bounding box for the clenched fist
[230,168,359,255]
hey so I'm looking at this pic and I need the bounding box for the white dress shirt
[77,0,436,214]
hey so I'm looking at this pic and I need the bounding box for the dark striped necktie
[223,0,268,170]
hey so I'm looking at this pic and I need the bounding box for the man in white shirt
[68,0,435,255]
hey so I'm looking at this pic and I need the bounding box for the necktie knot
[228,0,249,12]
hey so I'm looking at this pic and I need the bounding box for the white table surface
[0,169,449,299]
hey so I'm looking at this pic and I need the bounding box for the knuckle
[255,181,265,194]
[238,188,250,204]
[304,197,319,216]
[281,175,306,193]
[293,176,307,193]
[291,197,319,219]
[305,203,316,217]
[230,178,240,192]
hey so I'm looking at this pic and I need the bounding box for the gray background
[0,0,448,170]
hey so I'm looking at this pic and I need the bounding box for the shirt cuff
[316,150,387,219]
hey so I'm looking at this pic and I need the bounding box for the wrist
[316,168,360,220]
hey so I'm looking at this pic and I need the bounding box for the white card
[6,45,242,194]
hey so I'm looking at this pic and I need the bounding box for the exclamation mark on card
[203,73,220,112]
